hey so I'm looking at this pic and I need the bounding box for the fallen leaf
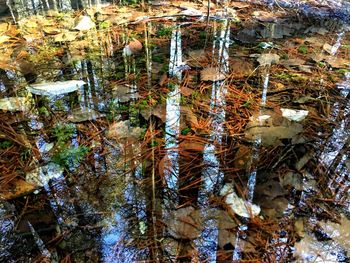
[0,97,32,112]
[323,43,333,54]
[26,163,64,187]
[230,59,253,78]
[229,1,250,8]
[281,108,309,122]
[201,67,226,81]
[67,108,105,123]
[73,15,95,31]
[27,80,85,96]
[0,179,37,200]
[180,86,194,96]
[167,206,202,239]
[220,183,260,218]
[257,53,280,66]
[54,31,77,42]
[123,38,143,56]
[252,11,278,22]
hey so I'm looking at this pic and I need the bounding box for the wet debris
[111,84,141,102]
[220,183,260,218]
[27,80,86,96]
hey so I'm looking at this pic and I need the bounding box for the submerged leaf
[27,80,86,96]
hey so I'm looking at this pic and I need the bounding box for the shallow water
[0,1,350,262]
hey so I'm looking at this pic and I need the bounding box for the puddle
[1,1,350,262]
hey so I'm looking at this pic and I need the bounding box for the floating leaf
[201,67,226,81]
[220,183,260,218]
[112,84,141,102]
[27,80,86,96]
[245,111,304,146]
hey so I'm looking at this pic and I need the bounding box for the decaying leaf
[201,67,226,81]
[230,59,254,78]
[141,104,167,123]
[281,108,309,122]
[54,31,77,42]
[180,86,194,97]
[252,11,279,22]
[112,84,141,102]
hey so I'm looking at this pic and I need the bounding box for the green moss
[336,69,349,74]
[298,45,308,54]
[53,145,90,168]
[275,72,307,83]
[152,55,164,63]
[99,21,111,29]
[181,127,191,135]
[156,25,173,37]
[0,140,13,149]
[53,123,76,143]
